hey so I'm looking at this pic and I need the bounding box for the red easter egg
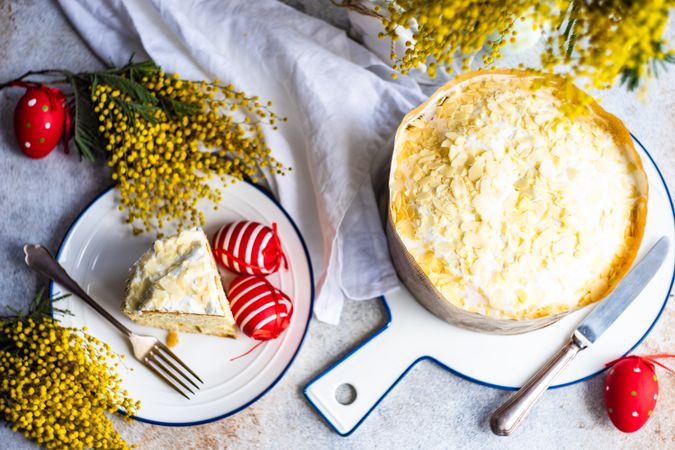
[604,356,658,433]
[13,86,66,159]
[212,221,287,275]
[227,274,292,340]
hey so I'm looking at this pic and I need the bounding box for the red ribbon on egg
[605,354,675,375]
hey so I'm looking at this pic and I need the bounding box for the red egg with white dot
[227,274,292,340]
[13,86,66,159]
[604,356,659,433]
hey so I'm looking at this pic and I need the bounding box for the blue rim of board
[303,134,675,437]
[49,180,315,427]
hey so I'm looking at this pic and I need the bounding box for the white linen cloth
[58,0,425,324]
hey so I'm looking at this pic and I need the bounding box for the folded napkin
[58,0,425,324]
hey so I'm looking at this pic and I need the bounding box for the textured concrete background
[0,1,673,449]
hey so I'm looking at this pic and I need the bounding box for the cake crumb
[166,330,179,348]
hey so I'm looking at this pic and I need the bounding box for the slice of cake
[123,228,236,338]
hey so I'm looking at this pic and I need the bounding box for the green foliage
[67,73,107,161]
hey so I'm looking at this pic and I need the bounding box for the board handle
[304,323,417,435]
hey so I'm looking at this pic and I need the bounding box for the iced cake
[388,69,648,325]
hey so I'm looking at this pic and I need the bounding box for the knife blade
[490,236,671,436]
[574,235,670,345]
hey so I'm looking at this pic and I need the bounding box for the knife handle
[489,336,585,436]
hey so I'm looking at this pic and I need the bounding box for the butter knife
[490,236,670,436]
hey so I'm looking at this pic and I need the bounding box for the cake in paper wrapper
[387,69,648,334]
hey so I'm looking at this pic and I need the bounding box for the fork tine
[156,342,204,384]
[144,361,191,400]
[154,349,200,390]
[147,352,196,396]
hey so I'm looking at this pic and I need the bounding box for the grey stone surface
[0,1,673,449]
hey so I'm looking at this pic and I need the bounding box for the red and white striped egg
[227,274,293,340]
[212,221,286,275]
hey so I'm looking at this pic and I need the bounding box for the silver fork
[23,244,203,399]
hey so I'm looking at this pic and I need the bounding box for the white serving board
[305,136,675,436]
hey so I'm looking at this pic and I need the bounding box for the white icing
[127,228,227,316]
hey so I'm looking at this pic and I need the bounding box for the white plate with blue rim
[50,177,314,426]
[305,135,675,436]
